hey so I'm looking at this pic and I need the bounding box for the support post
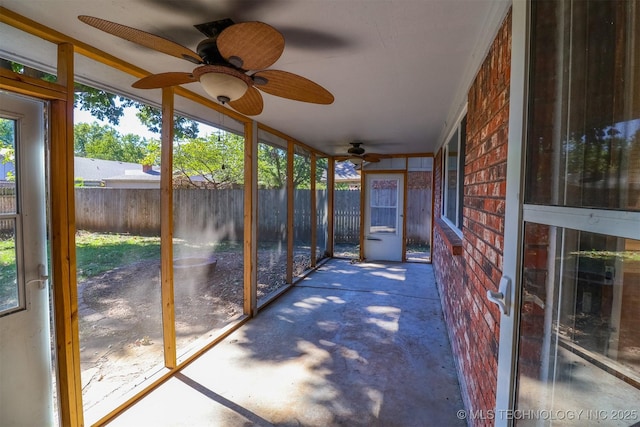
[310,153,317,266]
[244,121,258,316]
[286,141,294,283]
[160,87,176,368]
[327,158,335,257]
[51,42,83,427]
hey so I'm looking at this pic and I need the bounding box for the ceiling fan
[335,142,390,164]
[77,16,334,116]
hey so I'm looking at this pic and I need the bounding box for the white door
[495,2,640,425]
[0,92,53,426]
[363,173,404,261]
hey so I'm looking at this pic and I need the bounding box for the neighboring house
[0,154,15,187]
[74,157,160,188]
[332,161,360,189]
[102,165,160,189]
[79,157,351,189]
[2,154,160,188]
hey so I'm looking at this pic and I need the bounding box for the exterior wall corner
[432,8,512,425]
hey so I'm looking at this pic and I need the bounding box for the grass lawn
[2,230,246,288]
[76,232,243,280]
[75,232,162,279]
[0,237,18,310]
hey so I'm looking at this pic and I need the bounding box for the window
[369,178,399,234]
[525,2,640,212]
[293,147,312,278]
[442,115,466,230]
[257,135,289,304]
[0,117,21,316]
[315,156,328,263]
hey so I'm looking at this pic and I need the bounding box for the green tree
[74,86,199,139]
[257,144,327,189]
[173,132,244,188]
[135,105,199,139]
[120,133,153,163]
[258,144,287,188]
[0,118,14,148]
[293,153,312,189]
[0,119,16,181]
[0,59,56,82]
[2,60,326,187]
[74,122,112,157]
[74,122,151,163]
[141,139,161,168]
[0,60,199,137]
[294,155,327,189]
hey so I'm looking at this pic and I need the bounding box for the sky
[74,105,218,139]
[74,105,156,139]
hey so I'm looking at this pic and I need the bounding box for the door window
[515,0,640,422]
[369,178,398,234]
[0,117,22,315]
[517,225,640,418]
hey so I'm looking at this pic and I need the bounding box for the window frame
[368,177,400,235]
[441,113,467,236]
[0,114,26,317]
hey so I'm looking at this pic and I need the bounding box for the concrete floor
[107,259,465,427]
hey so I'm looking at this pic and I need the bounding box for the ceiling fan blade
[253,70,334,104]
[363,153,391,161]
[217,22,284,70]
[78,16,203,64]
[228,86,264,116]
[363,156,381,163]
[132,72,197,89]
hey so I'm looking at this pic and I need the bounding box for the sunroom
[1,1,639,427]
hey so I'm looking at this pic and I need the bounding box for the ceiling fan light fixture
[199,72,248,103]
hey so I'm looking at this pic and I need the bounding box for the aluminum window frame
[0,112,26,317]
[441,113,467,236]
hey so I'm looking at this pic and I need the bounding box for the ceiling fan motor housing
[348,142,365,155]
[196,38,226,66]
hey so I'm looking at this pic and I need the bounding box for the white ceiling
[0,0,510,156]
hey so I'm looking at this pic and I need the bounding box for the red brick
[432,9,511,425]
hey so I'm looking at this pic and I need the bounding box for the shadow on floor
[108,259,464,427]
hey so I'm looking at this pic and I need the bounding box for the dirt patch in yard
[78,249,312,412]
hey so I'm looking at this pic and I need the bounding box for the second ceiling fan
[78,15,334,116]
[335,142,390,164]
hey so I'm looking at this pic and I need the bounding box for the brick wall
[518,223,551,378]
[432,9,511,426]
[407,170,431,189]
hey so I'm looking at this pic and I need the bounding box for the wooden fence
[334,190,361,243]
[406,188,432,245]
[0,187,16,237]
[37,188,430,244]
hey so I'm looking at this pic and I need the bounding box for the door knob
[26,263,49,289]
[487,276,511,316]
